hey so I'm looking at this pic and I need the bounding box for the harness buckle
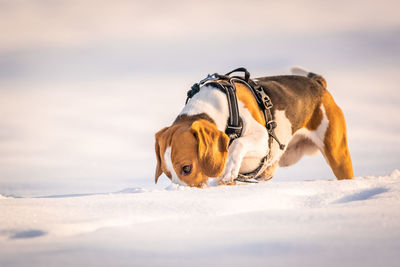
[266,120,277,131]
[199,73,218,85]
[253,85,273,109]
[225,121,243,143]
[263,97,273,109]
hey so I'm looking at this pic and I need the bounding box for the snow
[1,171,400,267]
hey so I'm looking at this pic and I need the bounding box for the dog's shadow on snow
[333,187,388,204]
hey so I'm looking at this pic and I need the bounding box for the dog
[155,67,353,187]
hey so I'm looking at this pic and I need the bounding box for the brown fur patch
[234,82,266,125]
[255,76,324,133]
[174,113,215,125]
[306,105,323,131]
[155,127,172,181]
[191,120,229,178]
[321,91,353,179]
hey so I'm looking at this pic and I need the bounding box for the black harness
[185,68,285,182]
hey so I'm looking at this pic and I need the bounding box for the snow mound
[164,183,193,191]
[114,187,148,194]
[389,169,400,178]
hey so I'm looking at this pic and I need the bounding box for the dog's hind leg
[321,91,353,180]
[278,136,319,168]
[258,161,279,181]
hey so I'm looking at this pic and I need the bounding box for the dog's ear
[191,120,229,178]
[155,127,170,183]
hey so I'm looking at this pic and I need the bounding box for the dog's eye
[181,164,192,176]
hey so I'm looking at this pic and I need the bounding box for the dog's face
[155,119,229,187]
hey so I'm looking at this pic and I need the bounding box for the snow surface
[1,1,399,266]
[1,171,400,267]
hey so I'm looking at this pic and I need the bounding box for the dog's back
[256,74,326,133]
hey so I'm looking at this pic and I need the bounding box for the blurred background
[0,0,399,197]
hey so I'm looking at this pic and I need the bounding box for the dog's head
[155,118,229,187]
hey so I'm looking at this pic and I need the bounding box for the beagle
[155,67,353,187]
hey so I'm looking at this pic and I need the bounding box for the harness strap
[250,82,286,150]
[186,73,244,143]
[225,67,250,81]
[206,80,243,142]
[235,156,270,183]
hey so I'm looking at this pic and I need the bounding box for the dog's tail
[291,66,327,89]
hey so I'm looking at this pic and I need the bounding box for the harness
[185,68,285,182]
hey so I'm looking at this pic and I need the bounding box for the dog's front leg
[219,130,269,184]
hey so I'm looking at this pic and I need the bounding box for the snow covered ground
[1,1,400,266]
[1,170,400,267]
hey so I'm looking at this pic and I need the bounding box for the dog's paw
[219,158,240,185]
[217,179,236,186]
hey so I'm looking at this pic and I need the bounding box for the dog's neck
[180,85,229,132]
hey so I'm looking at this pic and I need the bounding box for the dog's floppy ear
[191,120,229,178]
[155,127,169,183]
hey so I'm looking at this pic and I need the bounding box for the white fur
[220,100,269,183]
[164,146,187,186]
[291,104,328,150]
[290,66,310,76]
[279,104,329,167]
[181,85,229,132]
[304,104,328,149]
[279,135,319,167]
[268,110,295,163]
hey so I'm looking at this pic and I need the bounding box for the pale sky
[0,0,399,82]
[1,0,399,50]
